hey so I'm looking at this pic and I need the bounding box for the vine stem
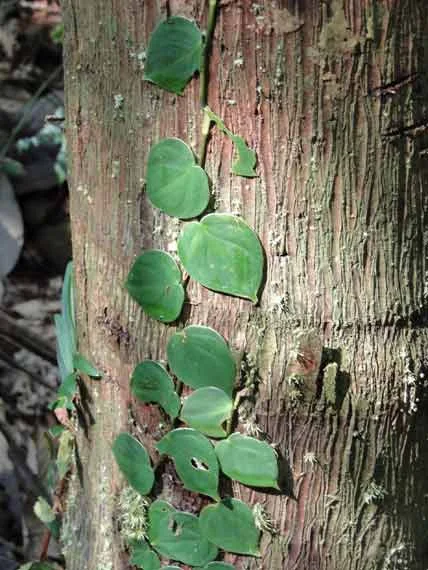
[198,0,218,168]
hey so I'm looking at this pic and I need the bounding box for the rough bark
[62,1,428,569]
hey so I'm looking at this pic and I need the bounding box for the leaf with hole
[156,428,219,500]
[126,250,184,323]
[167,325,236,396]
[130,540,161,570]
[199,498,260,556]
[144,17,202,94]
[180,387,232,438]
[73,353,102,378]
[112,433,154,496]
[178,214,264,302]
[131,360,181,420]
[215,433,279,489]
[147,138,209,219]
[148,500,218,566]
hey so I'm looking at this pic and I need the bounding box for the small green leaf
[199,498,260,556]
[167,325,236,396]
[144,17,202,94]
[156,428,219,500]
[126,250,184,323]
[199,564,236,570]
[230,135,257,177]
[178,214,264,302]
[130,540,161,570]
[147,138,210,219]
[215,433,279,489]
[112,433,154,496]
[57,430,74,479]
[131,360,181,420]
[48,425,65,438]
[34,496,55,524]
[180,387,232,438]
[73,352,103,378]
[148,500,218,566]
[57,372,78,402]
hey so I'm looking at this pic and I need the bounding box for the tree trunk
[62,1,428,569]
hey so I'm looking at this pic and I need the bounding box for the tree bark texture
[62,1,428,569]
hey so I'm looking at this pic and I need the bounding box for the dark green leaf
[112,433,154,496]
[130,540,161,570]
[126,250,184,323]
[148,500,218,566]
[144,17,202,94]
[1,157,25,177]
[198,564,236,570]
[147,138,209,219]
[73,352,103,378]
[199,498,260,555]
[180,387,232,438]
[167,325,236,396]
[178,214,264,302]
[131,360,181,420]
[215,433,279,489]
[156,428,219,500]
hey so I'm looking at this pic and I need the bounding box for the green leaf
[180,387,232,438]
[205,108,257,177]
[167,325,236,396]
[199,498,260,556]
[215,433,279,489]
[48,424,65,438]
[126,250,184,323]
[130,540,161,570]
[156,428,219,500]
[148,500,218,566]
[112,433,154,496]
[146,138,210,219]
[178,214,264,302]
[34,496,55,524]
[18,564,55,570]
[131,360,181,420]
[73,352,103,378]
[1,157,25,177]
[144,17,202,95]
[57,372,77,402]
[55,314,74,381]
[57,429,74,479]
[198,564,236,570]
[61,261,76,331]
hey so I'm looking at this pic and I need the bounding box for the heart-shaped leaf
[147,138,209,219]
[126,250,184,323]
[130,540,161,570]
[148,500,218,566]
[156,428,219,500]
[199,498,260,556]
[167,325,236,396]
[144,17,202,95]
[215,433,279,489]
[73,352,103,378]
[180,387,232,438]
[178,214,263,302]
[131,360,181,420]
[112,433,154,496]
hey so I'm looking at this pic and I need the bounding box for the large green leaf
[112,433,154,496]
[167,325,236,396]
[73,352,103,378]
[147,138,209,219]
[199,498,260,556]
[156,428,219,500]
[178,214,263,302]
[144,17,202,94]
[180,387,232,438]
[148,500,218,566]
[215,433,279,489]
[131,360,181,420]
[126,250,184,323]
[130,540,161,570]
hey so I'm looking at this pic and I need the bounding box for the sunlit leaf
[148,500,218,566]
[199,498,260,555]
[112,433,154,496]
[147,138,209,219]
[144,17,202,94]
[126,250,184,323]
[156,428,219,500]
[131,360,181,420]
[180,387,232,438]
[167,325,236,396]
[178,214,264,302]
[215,433,279,489]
